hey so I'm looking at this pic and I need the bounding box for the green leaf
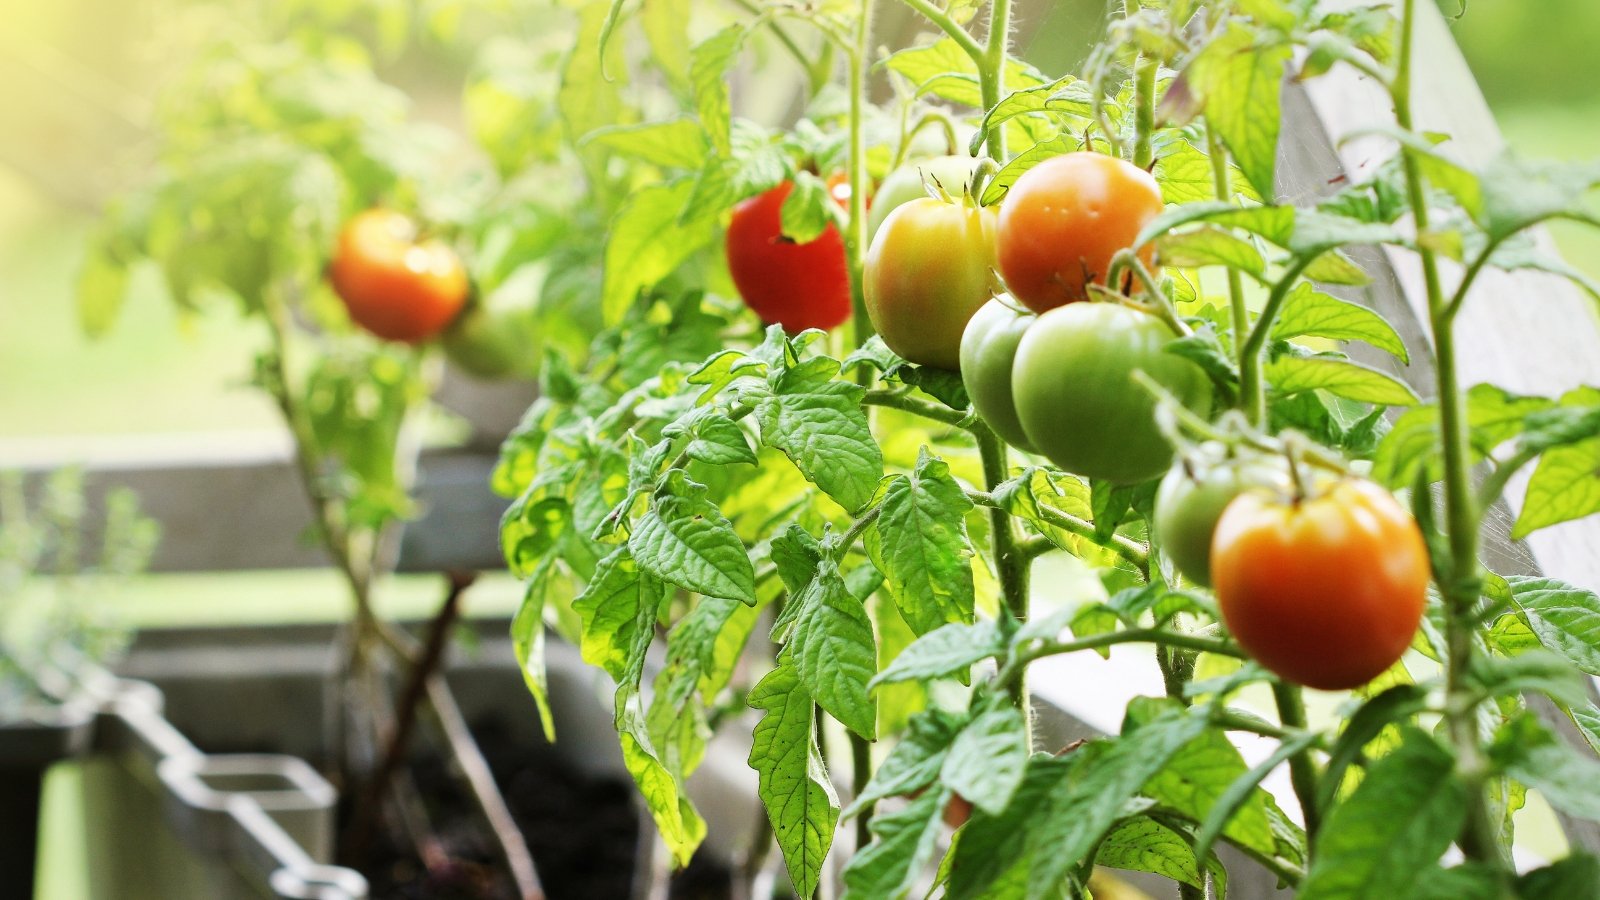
[1300,728,1466,899]
[601,179,717,325]
[972,78,1092,155]
[785,558,878,739]
[841,787,948,900]
[629,469,756,605]
[1316,684,1430,813]
[946,754,1077,899]
[1301,249,1372,286]
[1186,23,1291,201]
[941,703,1028,815]
[884,40,1045,109]
[1136,202,1402,259]
[866,450,976,635]
[870,619,1005,688]
[1021,710,1212,896]
[1513,387,1600,538]
[1505,575,1600,676]
[1157,226,1266,278]
[980,136,1077,205]
[573,546,668,686]
[618,701,706,867]
[1266,355,1419,406]
[1095,817,1221,893]
[1492,713,1600,822]
[1569,703,1600,756]
[748,663,839,899]
[1127,697,1274,856]
[681,412,757,466]
[1477,154,1600,243]
[1272,283,1409,362]
[583,118,710,169]
[780,170,833,244]
[754,356,885,513]
[512,560,560,742]
[689,25,745,155]
[560,2,626,151]
[846,709,964,817]
[1155,137,1260,204]
[1467,649,1591,708]
[641,0,691,93]
[1518,853,1600,899]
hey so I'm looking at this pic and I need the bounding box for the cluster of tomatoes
[328,209,533,379]
[724,150,1429,693]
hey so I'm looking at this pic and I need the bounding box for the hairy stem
[1239,257,1313,425]
[1132,54,1158,171]
[1394,0,1503,872]
[979,0,1013,163]
[976,422,1031,743]
[964,487,1150,575]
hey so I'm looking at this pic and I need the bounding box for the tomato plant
[726,180,853,333]
[80,0,1600,896]
[1012,301,1211,484]
[995,152,1164,313]
[330,209,471,344]
[863,196,997,369]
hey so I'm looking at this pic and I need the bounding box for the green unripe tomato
[441,277,541,380]
[864,197,998,370]
[959,296,1037,453]
[1154,444,1291,587]
[1012,303,1212,484]
[868,155,984,238]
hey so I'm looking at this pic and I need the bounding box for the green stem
[964,488,1150,575]
[1394,0,1503,872]
[861,389,972,427]
[851,731,874,853]
[1007,628,1245,682]
[729,0,815,83]
[978,0,1013,163]
[1207,128,1251,408]
[893,0,983,64]
[977,422,1031,743]
[1271,681,1322,840]
[1239,257,1314,425]
[1475,444,1542,513]
[1132,54,1158,171]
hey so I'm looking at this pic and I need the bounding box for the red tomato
[995,152,1164,313]
[1210,478,1429,691]
[725,181,852,333]
[329,209,469,343]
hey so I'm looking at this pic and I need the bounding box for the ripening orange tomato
[994,152,1164,313]
[1210,478,1429,691]
[329,209,470,343]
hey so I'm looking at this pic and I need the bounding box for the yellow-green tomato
[1012,303,1212,484]
[868,155,984,238]
[1154,444,1291,587]
[959,297,1037,453]
[864,197,999,370]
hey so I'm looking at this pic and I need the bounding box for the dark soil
[354,717,733,900]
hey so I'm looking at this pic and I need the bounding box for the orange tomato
[994,152,1164,313]
[1210,478,1429,691]
[329,209,470,343]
